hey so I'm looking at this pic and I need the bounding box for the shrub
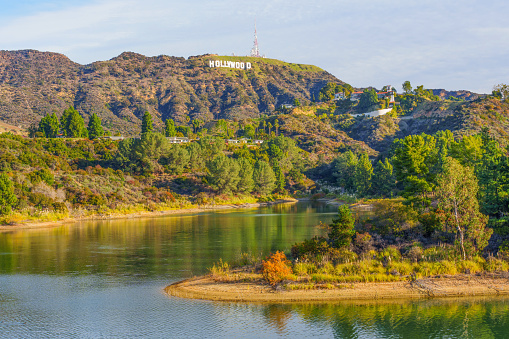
[261,251,293,286]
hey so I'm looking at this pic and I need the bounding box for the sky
[1,0,508,93]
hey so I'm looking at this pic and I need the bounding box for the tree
[493,83,509,100]
[192,118,203,133]
[162,145,189,175]
[61,106,87,138]
[237,158,255,193]
[165,118,176,137]
[293,98,301,107]
[436,157,492,259]
[206,155,240,194]
[392,134,438,208]
[253,160,276,195]
[38,113,60,138]
[273,164,285,193]
[371,158,396,197]
[353,153,373,196]
[141,111,153,135]
[402,81,412,94]
[358,89,378,110]
[328,205,355,249]
[0,173,17,215]
[333,151,358,193]
[87,113,104,139]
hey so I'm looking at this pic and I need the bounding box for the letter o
[240,62,245,69]
[235,62,240,69]
[215,61,220,67]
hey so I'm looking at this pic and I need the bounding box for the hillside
[0,50,341,135]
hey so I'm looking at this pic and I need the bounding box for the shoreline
[0,199,298,232]
[165,273,509,303]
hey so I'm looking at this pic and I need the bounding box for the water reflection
[1,202,508,338]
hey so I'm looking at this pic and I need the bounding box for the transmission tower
[250,22,261,57]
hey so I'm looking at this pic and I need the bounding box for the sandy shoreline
[165,273,509,303]
[0,199,298,232]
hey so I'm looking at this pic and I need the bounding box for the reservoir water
[0,202,508,338]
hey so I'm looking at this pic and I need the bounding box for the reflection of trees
[0,204,333,277]
[288,299,509,338]
[262,305,292,335]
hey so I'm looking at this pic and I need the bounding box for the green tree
[0,173,17,215]
[207,155,240,194]
[328,205,355,249]
[141,111,153,135]
[392,134,438,208]
[61,106,87,138]
[162,145,189,175]
[38,113,60,138]
[333,151,358,193]
[353,153,373,196]
[436,157,492,259]
[371,158,396,197]
[273,164,285,193]
[87,113,104,139]
[192,118,203,133]
[237,158,255,194]
[293,98,301,107]
[402,81,412,94]
[165,118,176,137]
[253,160,276,195]
[358,89,378,110]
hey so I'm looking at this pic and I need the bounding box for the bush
[261,251,293,286]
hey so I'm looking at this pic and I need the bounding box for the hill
[0,50,342,135]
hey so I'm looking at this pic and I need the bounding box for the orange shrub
[261,251,293,286]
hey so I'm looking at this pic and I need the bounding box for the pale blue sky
[1,0,508,93]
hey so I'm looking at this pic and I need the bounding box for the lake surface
[0,202,509,338]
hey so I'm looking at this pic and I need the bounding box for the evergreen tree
[141,111,153,135]
[61,106,87,138]
[87,113,104,139]
[237,158,255,194]
[328,205,355,249]
[165,118,176,137]
[253,160,276,195]
[206,155,240,194]
[371,158,395,197]
[333,151,358,193]
[273,164,285,193]
[37,113,60,138]
[0,173,17,215]
[353,153,373,196]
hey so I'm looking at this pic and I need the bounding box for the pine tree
[165,118,176,137]
[353,153,373,197]
[253,160,276,196]
[141,111,153,135]
[61,106,87,138]
[237,158,254,194]
[328,205,355,249]
[273,164,285,193]
[87,113,104,139]
[37,113,60,138]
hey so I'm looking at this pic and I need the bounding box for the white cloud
[0,0,508,92]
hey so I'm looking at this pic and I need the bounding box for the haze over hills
[0,50,342,135]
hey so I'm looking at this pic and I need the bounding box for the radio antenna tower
[250,21,261,57]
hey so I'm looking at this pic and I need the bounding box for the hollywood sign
[209,60,252,70]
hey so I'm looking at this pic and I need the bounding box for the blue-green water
[0,202,508,338]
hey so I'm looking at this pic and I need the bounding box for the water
[0,202,508,338]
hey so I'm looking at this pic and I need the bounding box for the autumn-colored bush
[261,251,293,286]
